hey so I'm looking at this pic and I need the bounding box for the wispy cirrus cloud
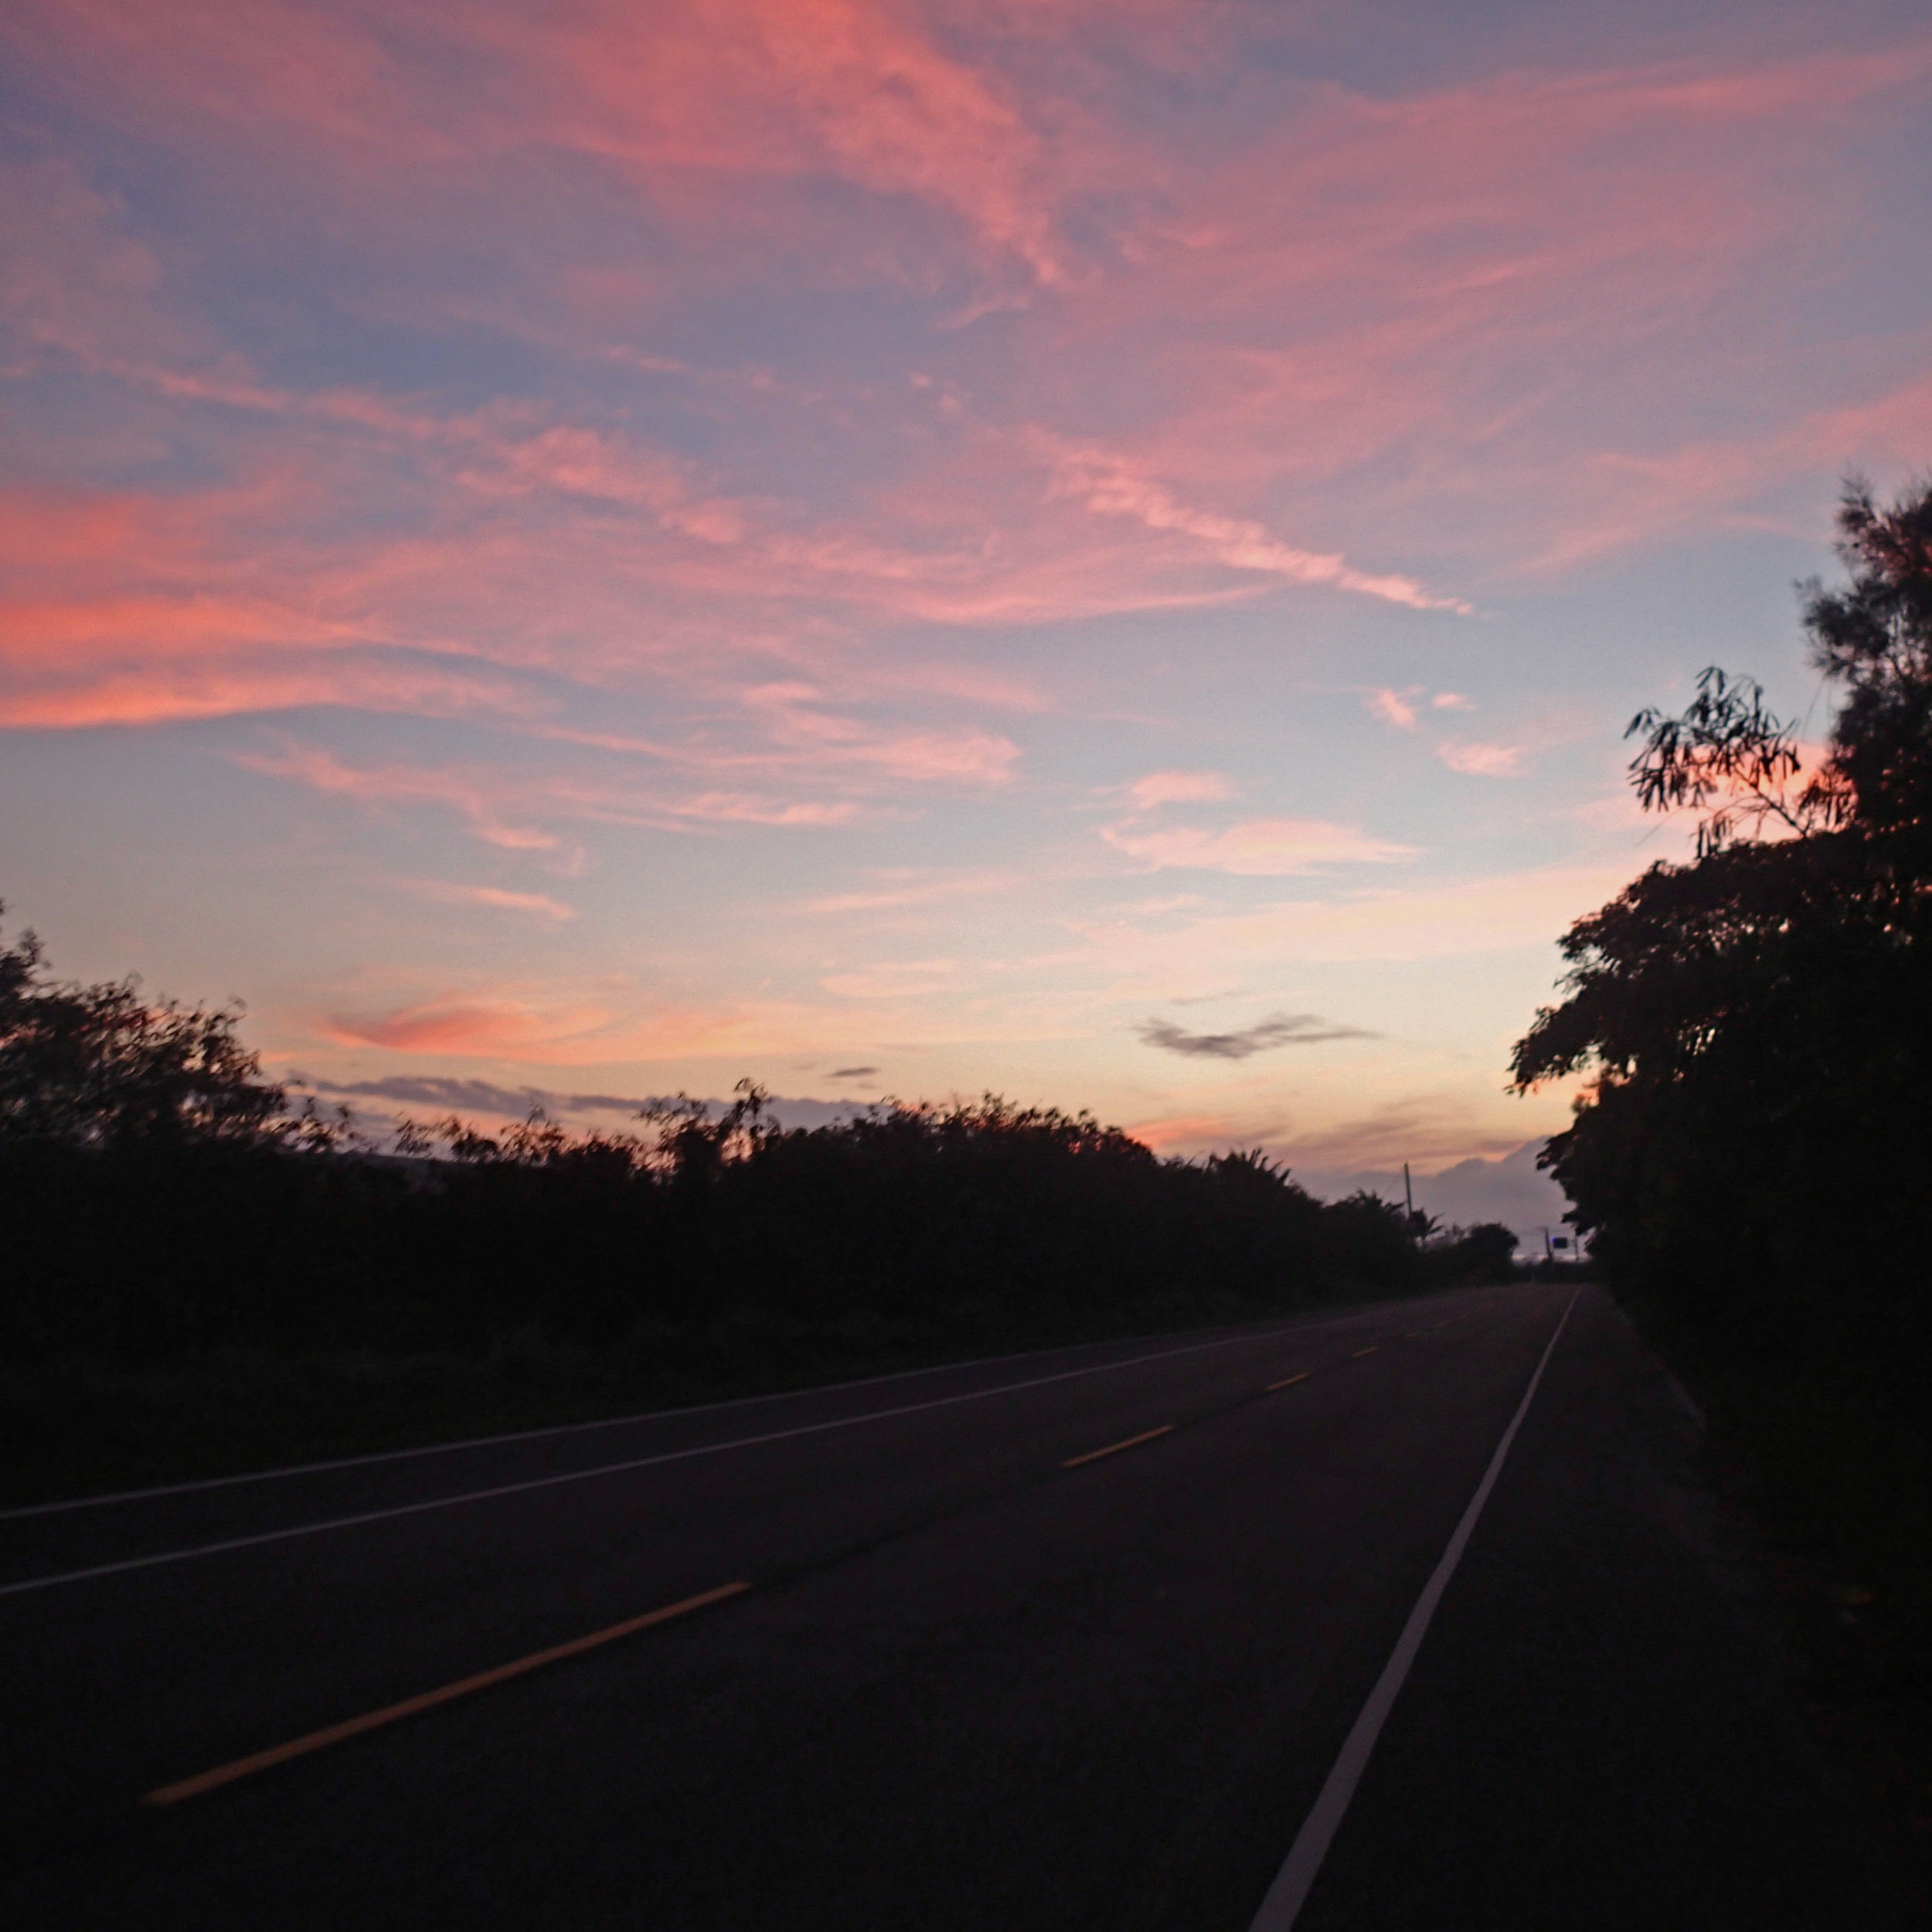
[3,0,1930,1188]
[1127,769,1233,809]
[1103,818,1417,876]
[0,653,547,732]
[1044,440,1472,614]
[390,879,577,922]
[820,959,958,1000]
[236,742,875,847]
[1074,862,1638,968]
[7,17,1927,752]
[1439,741,1528,777]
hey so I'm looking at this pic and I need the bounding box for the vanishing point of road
[0,1282,1901,1927]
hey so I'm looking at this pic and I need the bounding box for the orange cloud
[320,998,612,1056]
[311,989,849,1065]
[1123,1111,1270,1154]
[820,958,958,999]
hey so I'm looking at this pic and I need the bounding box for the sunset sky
[5,2,1930,1211]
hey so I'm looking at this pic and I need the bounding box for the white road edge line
[0,1301,1439,1523]
[1247,1287,1579,1932]
[0,1305,1424,1599]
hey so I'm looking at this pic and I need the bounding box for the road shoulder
[1291,1284,1909,1929]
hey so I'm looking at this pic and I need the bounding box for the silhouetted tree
[0,909,327,1148]
[1512,478,1932,1382]
[1422,1222,1519,1285]
[1,920,1435,1358]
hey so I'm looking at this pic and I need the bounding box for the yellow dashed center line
[1062,1424,1175,1469]
[141,1305,1491,1806]
[142,1580,751,1807]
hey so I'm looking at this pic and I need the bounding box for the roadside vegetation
[0,930,1513,1504]
[1512,477,1932,1864]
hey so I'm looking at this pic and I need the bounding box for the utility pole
[1403,1162,1413,1220]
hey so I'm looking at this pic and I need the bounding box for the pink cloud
[668,792,862,827]
[308,986,883,1065]
[1438,741,1526,777]
[1077,862,1637,967]
[0,655,545,731]
[820,958,959,999]
[699,0,1062,279]
[234,736,923,849]
[803,868,1015,914]
[396,881,577,922]
[1045,440,1472,613]
[1127,769,1233,809]
[740,685,1022,784]
[9,0,1923,1184]
[1365,689,1419,730]
[1103,818,1417,876]
[235,745,565,849]
[5,0,1066,280]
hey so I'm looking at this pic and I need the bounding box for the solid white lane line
[1,1304,1424,1522]
[1247,1290,1579,1932]
[0,1305,1427,1599]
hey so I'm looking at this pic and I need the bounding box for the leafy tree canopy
[0,910,332,1150]
[1515,478,1932,1091]
[1509,478,1932,1362]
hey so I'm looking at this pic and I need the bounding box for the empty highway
[0,1282,1900,1927]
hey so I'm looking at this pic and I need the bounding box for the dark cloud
[306,1076,653,1118]
[303,1076,877,1134]
[1135,1012,1375,1060]
[828,1066,879,1080]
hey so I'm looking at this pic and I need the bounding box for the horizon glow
[4,1,1930,1189]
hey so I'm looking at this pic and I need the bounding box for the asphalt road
[0,1282,1902,1927]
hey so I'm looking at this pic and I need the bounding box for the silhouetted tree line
[0,932,1514,1361]
[1512,478,1932,1412]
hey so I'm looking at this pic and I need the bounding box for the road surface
[0,1282,1900,1927]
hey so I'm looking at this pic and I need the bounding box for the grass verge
[0,1284,1398,1511]
[1626,1304,1932,1919]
